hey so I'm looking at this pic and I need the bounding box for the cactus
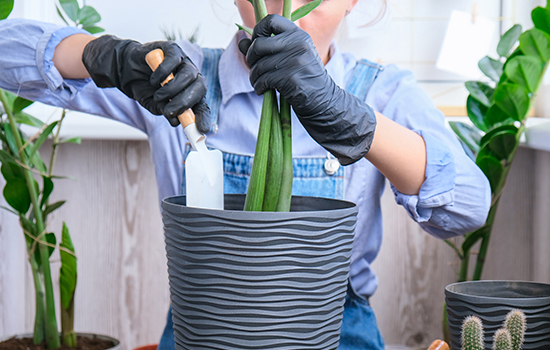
[493,329,512,350]
[504,309,526,350]
[460,310,527,350]
[462,316,484,350]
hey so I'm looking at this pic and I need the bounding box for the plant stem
[283,0,292,19]
[277,97,292,211]
[0,90,60,349]
[472,189,502,280]
[61,297,76,347]
[263,99,283,211]
[244,90,275,211]
[47,109,66,178]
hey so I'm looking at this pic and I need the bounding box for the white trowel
[146,49,224,210]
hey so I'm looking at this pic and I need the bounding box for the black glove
[239,15,377,165]
[82,35,211,132]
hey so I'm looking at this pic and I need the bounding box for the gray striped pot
[161,194,357,350]
[446,280,550,350]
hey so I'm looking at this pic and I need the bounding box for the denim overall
[158,48,385,350]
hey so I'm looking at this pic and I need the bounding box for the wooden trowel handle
[145,49,195,128]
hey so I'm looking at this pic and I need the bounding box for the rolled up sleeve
[371,65,491,239]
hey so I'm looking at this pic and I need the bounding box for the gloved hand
[239,15,377,165]
[82,35,211,132]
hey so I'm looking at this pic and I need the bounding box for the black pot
[161,194,357,350]
[445,280,550,350]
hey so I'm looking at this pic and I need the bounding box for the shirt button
[324,159,340,175]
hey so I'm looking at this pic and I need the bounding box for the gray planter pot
[162,194,357,350]
[445,280,550,350]
[0,333,120,349]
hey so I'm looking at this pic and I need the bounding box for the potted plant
[0,0,118,349]
[443,1,550,345]
[162,1,358,349]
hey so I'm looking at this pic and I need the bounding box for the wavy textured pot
[0,333,121,349]
[446,280,550,350]
[162,194,357,350]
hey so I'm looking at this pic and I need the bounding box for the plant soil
[0,335,115,350]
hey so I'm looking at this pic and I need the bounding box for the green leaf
[497,24,522,58]
[60,222,77,310]
[45,232,56,258]
[462,226,490,252]
[43,200,65,218]
[28,121,58,158]
[449,121,481,156]
[0,89,17,114]
[82,25,104,35]
[60,137,81,145]
[1,160,24,181]
[489,83,530,123]
[77,6,101,27]
[480,124,520,160]
[3,121,19,155]
[465,81,494,107]
[29,150,47,174]
[235,23,253,36]
[0,0,14,20]
[0,149,15,164]
[504,55,544,92]
[519,28,550,62]
[12,97,34,114]
[59,0,79,22]
[291,0,323,22]
[476,154,504,193]
[41,176,54,208]
[3,178,31,213]
[466,95,488,132]
[478,56,503,82]
[532,7,550,36]
[55,5,70,26]
[14,112,44,128]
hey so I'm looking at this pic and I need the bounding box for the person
[0,0,491,349]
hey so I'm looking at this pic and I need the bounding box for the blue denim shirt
[0,18,491,299]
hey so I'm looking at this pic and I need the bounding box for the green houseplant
[443,2,550,343]
[0,1,115,349]
[447,1,550,284]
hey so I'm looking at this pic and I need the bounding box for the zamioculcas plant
[239,0,322,212]
[0,0,102,348]
[446,2,550,283]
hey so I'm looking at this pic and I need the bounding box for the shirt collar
[218,34,355,104]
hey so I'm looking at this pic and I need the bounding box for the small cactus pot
[445,280,550,350]
[161,194,357,350]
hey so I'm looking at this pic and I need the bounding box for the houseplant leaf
[43,200,66,218]
[60,222,77,310]
[465,81,494,107]
[291,0,322,22]
[59,0,79,22]
[82,25,104,34]
[479,56,503,82]
[448,121,481,156]
[3,179,31,213]
[481,128,519,160]
[466,95,488,132]
[55,4,70,26]
[12,97,34,114]
[41,176,54,208]
[60,136,82,144]
[14,112,44,128]
[476,154,504,193]
[28,121,58,158]
[497,24,522,58]
[0,0,13,20]
[519,28,550,62]
[504,55,544,92]
[490,82,530,123]
[3,120,19,154]
[78,6,101,27]
[532,6,550,36]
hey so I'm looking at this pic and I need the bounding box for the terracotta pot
[133,345,158,350]
[162,194,357,350]
[446,280,550,350]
